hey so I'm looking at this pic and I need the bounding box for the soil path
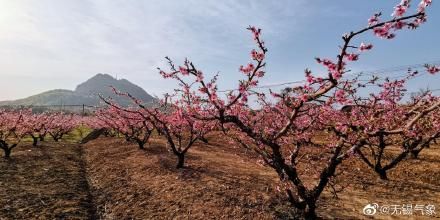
[0,141,97,219]
[1,137,439,219]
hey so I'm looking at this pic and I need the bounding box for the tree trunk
[200,136,209,144]
[410,150,420,159]
[40,136,45,141]
[304,202,317,220]
[137,141,145,150]
[3,148,11,158]
[376,168,388,180]
[176,153,185,169]
[32,136,38,147]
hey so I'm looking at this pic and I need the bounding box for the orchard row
[0,110,81,157]
[1,1,439,218]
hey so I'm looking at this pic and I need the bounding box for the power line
[351,60,440,76]
[217,60,440,93]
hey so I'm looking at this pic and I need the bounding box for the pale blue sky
[0,0,439,101]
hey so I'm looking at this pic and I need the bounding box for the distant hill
[0,73,155,107]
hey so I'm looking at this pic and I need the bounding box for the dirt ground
[318,146,440,219]
[83,136,440,219]
[0,135,439,219]
[0,141,95,219]
[83,137,295,219]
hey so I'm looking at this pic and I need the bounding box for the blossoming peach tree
[47,113,80,142]
[23,112,54,146]
[335,75,440,180]
[100,89,216,168]
[94,103,155,150]
[0,110,30,158]
[154,0,437,217]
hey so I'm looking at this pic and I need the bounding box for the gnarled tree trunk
[176,153,185,169]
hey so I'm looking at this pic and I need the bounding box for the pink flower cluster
[373,23,396,39]
[418,0,432,12]
[251,49,265,61]
[239,63,255,74]
[392,0,410,17]
[359,43,373,51]
[315,58,343,80]
[425,64,440,74]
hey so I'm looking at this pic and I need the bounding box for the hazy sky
[1,0,439,101]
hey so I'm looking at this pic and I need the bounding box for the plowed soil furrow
[0,142,97,219]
